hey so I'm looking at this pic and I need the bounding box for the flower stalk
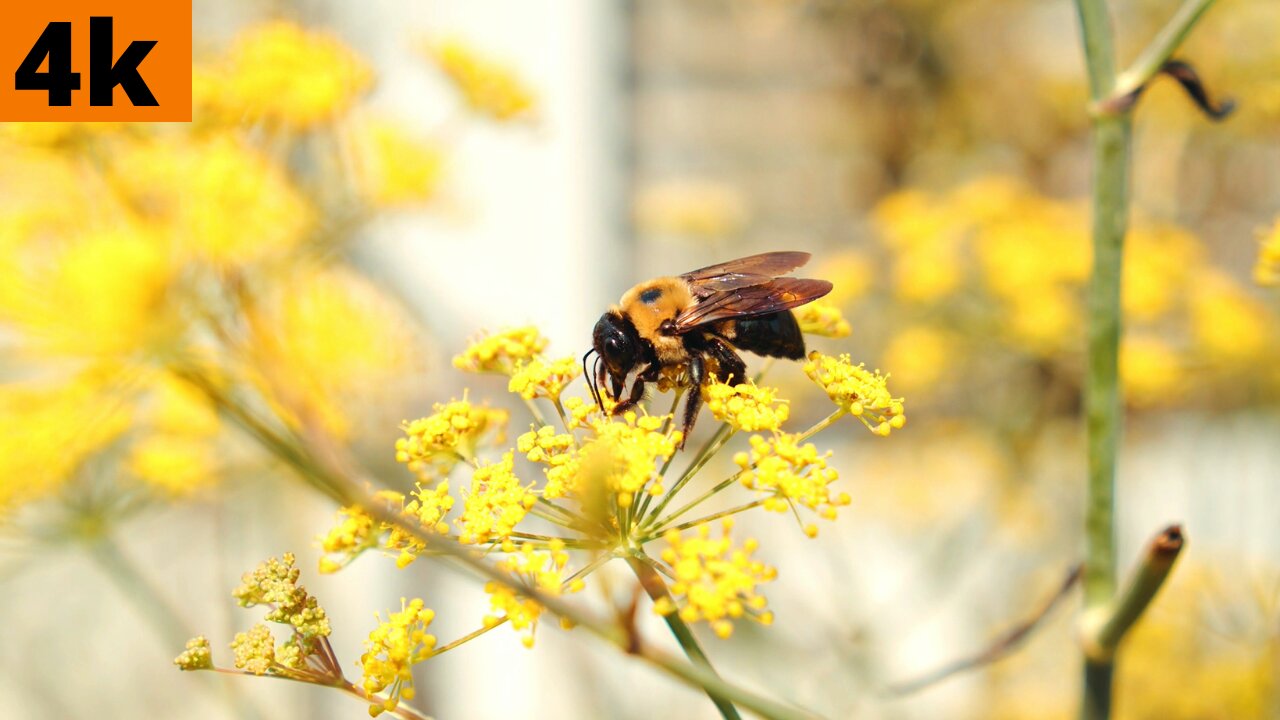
[1072,0,1218,716]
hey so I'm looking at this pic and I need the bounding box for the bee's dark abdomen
[733,311,805,359]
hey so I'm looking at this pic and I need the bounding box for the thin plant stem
[635,387,688,522]
[626,554,743,720]
[640,421,735,532]
[89,535,268,720]
[643,499,767,541]
[522,397,550,428]
[1072,0,1216,716]
[1113,0,1219,98]
[647,408,845,533]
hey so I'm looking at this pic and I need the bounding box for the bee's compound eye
[605,337,622,355]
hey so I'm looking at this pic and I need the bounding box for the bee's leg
[708,337,747,385]
[679,355,707,448]
[612,365,658,415]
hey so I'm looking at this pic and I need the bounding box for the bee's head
[584,310,641,407]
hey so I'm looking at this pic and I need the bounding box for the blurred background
[1,0,1279,718]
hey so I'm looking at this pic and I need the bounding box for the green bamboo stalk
[627,555,743,720]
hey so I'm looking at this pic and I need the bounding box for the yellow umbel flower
[319,505,381,574]
[484,541,583,648]
[701,379,789,432]
[359,598,437,717]
[0,226,178,357]
[219,21,372,128]
[508,356,581,400]
[794,301,852,338]
[231,624,278,676]
[1256,219,1280,286]
[353,120,446,207]
[127,434,216,496]
[517,426,578,499]
[734,434,849,537]
[385,482,456,568]
[803,351,906,436]
[457,453,535,545]
[562,394,612,429]
[396,398,509,471]
[655,520,776,639]
[427,39,536,121]
[453,327,549,374]
[582,413,682,508]
[115,134,313,267]
[174,636,213,671]
[233,553,331,640]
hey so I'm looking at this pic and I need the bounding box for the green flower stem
[641,421,737,531]
[432,619,506,657]
[646,408,846,533]
[1082,525,1185,660]
[626,555,743,720]
[635,388,689,522]
[90,535,267,720]
[187,368,820,720]
[1072,0,1214,716]
[642,499,767,542]
[1112,0,1219,100]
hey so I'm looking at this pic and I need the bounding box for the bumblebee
[584,251,832,446]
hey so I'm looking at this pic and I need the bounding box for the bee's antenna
[583,348,601,408]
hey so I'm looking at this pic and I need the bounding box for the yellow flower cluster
[318,505,381,574]
[205,21,373,128]
[359,598,437,717]
[1256,218,1280,286]
[232,553,332,640]
[508,356,581,400]
[127,373,221,496]
[484,541,583,648]
[654,520,776,639]
[427,39,536,121]
[453,327,549,373]
[794,301,852,338]
[516,426,578,499]
[174,636,213,671]
[803,352,906,435]
[701,379,790,432]
[583,413,682,508]
[396,399,509,472]
[633,178,750,240]
[457,453,535,545]
[231,624,281,675]
[354,120,445,207]
[735,434,849,537]
[562,394,611,429]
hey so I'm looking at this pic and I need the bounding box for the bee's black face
[592,312,640,397]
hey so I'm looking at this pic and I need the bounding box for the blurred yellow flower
[1189,271,1269,364]
[250,268,415,440]
[881,325,955,395]
[427,39,536,121]
[353,120,446,207]
[654,520,776,639]
[794,300,852,338]
[1255,217,1280,286]
[1124,226,1202,322]
[359,598,437,717]
[174,636,213,671]
[128,435,216,496]
[0,226,177,357]
[633,179,750,240]
[216,21,372,128]
[1121,336,1184,407]
[815,251,873,305]
[115,134,313,266]
[0,374,131,510]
